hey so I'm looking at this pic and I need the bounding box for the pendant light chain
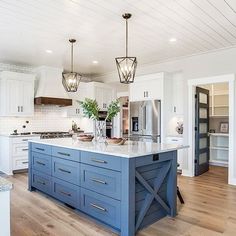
[126,18,128,57]
[71,41,74,73]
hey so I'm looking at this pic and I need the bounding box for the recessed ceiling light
[45,49,53,54]
[93,60,98,64]
[169,38,177,43]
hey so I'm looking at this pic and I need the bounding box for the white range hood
[34,66,72,106]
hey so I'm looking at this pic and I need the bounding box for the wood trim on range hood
[34,97,72,106]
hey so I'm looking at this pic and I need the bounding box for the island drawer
[135,151,176,167]
[81,188,121,229]
[52,177,80,208]
[32,170,52,195]
[52,146,80,162]
[81,164,121,200]
[52,157,80,185]
[32,143,51,156]
[32,152,52,175]
[81,152,121,171]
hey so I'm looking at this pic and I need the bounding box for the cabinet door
[22,80,34,116]
[129,82,145,102]
[67,102,82,117]
[94,87,104,110]
[102,88,113,109]
[145,79,163,100]
[6,79,21,115]
[172,78,184,115]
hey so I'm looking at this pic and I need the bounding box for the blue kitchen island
[28,138,187,236]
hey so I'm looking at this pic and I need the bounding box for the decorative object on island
[115,13,137,84]
[62,39,82,92]
[176,121,183,135]
[220,122,229,133]
[80,98,120,142]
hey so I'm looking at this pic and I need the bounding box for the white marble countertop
[29,138,189,158]
[0,177,13,192]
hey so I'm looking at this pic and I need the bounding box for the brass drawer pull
[35,147,45,151]
[36,161,45,166]
[91,178,107,185]
[91,158,107,164]
[37,180,46,185]
[59,190,71,197]
[90,203,106,212]
[57,152,70,157]
[58,168,71,174]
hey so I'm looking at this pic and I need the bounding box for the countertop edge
[29,139,189,158]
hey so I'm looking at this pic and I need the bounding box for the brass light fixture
[115,13,137,84]
[62,39,81,92]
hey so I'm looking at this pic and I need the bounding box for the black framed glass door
[195,86,210,176]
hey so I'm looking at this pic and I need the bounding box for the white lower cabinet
[165,136,184,170]
[0,135,40,175]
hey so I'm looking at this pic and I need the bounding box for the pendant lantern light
[115,13,137,84]
[62,39,81,92]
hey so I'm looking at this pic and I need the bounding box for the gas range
[32,132,73,139]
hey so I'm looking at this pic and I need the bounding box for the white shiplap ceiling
[1,0,236,76]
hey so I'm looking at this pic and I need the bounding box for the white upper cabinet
[66,82,115,117]
[129,73,164,101]
[0,71,35,117]
[94,86,113,110]
[66,100,82,117]
[85,82,115,111]
[172,75,184,115]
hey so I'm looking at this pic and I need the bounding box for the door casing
[187,74,235,185]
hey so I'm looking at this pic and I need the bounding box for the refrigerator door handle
[143,105,147,132]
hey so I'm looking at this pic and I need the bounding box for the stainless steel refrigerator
[129,100,161,143]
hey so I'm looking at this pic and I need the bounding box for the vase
[94,120,106,143]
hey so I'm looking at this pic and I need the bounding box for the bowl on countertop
[106,137,126,145]
[78,134,94,142]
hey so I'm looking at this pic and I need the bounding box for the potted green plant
[80,98,120,142]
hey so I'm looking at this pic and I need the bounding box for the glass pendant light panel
[116,56,137,84]
[62,72,81,92]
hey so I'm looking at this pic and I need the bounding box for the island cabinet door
[80,188,121,230]
[80,164,121,200]
[52,177,80,209]
[52,157,80,186]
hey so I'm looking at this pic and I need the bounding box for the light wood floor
[7,166,236,236]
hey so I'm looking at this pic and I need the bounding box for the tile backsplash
[0,106,82,134]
